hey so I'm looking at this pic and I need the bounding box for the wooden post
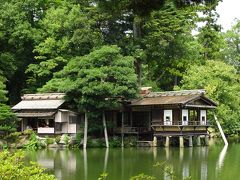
[153,136,157,147]
[179,136,184,148]
[165,136,170,147]
[83,113,88,149]
[189,136,193,147]
[103,111,109,148]
[196,136,201,146]
[214,114,228,146]
[121,111,124,147]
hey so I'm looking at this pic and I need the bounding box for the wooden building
[12,93,82,135]
[112,89,217,147]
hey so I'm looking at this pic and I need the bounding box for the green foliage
[109,136,121,147]
[142,1,202,89]
[24,132,41,150]
[130,173,156,180]
[0,103,18,133]
[87,137,105,148]
[0,150,56,180]
[75,132,83,147]
[4,131,22,143]
[179,60,240,135]
[98,172,108,180]
[63,134,71,146]
[23,129,35,136]
[223,19,240,72]
[40,45,138,112]
[55,135,61,144]
[45,136,54,147]
[26,1,103,91]
[124,136,138,147]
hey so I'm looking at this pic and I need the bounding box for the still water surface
[25,141,239,180]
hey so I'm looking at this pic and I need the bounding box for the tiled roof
[131,89,216,107]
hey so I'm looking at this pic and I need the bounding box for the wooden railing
[151,121,210,126]
[114,126,150,134]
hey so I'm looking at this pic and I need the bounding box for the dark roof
[131,89,217,108]
[15,110,57,118]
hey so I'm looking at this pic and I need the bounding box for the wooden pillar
[103,111,109,148]
[189,136,193,147]
[179,136,184,148]
[205,135,209,146]
[196,136,201,146]
[83,113,88,149]
[148,111,151,130]
[153,136,157,147]
[130,110,133,127]
[165,136,170,147]
[121,111,124,147]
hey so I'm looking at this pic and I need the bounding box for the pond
[24,140,239,180]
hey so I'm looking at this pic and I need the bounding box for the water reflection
[216,145,228,172]
[24,143,231,180]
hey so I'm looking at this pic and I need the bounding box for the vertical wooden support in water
[179,136,184,148]
[103,111,109,148]
[205,135,209,146]
[153,136,157,147]
[121,111,124,147]
[196,136,201,146]
[189,136,193,147]
[165,136,170,147]
[83,113,88,149]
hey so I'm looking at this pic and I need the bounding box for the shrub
[55,135,61,144]
[75,133,83,147]
[45,136,54,147]
[24,133,41,150]
[0,150,56,180]
[63,134,70,146]
[124,136,137,147]
[23,129,35,136]
[4,131,22,142]
[109,136,121,147]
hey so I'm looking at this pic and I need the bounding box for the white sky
[216,0,240,31]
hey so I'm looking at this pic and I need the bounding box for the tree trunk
[133,16,142,86]
[83,113,88,149]
[103,111,109,148]
[121,111,124,147]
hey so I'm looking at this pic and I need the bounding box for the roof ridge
[21,93,65,100]
[145,89,205,98]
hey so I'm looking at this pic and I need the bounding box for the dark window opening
[166,116,170,121]
[183,116,187,121]
[69,116,77,124]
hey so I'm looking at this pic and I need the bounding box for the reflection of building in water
[36,150,77,180]
[183,164,189,178]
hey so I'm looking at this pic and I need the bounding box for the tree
[223,19,240,72]
[26,1,103,92]
[96,0,220,86]
[179,60,240,135]
[0,74,18,133]
[197,0,224,60]
[40,45,138,147]
[143,1,202,90]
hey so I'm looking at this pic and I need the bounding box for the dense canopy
[0,0,240,135]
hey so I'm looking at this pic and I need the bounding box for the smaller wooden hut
[12,93,82,135]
